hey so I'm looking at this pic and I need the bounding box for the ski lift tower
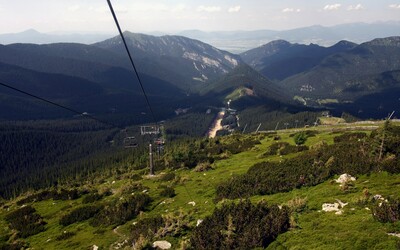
[140,125,162,176]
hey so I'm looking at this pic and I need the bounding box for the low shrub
[82,193,103,204]
[334,132,367,143]
[130,216,164,241]
[193,162,213,172]
[16,188,82,206]
[191,200,290,249]
[159,186,176,198]
[90,193,151,227]
[372,199,400,223]
[60,205,102,226]
[293,132,308,145]
[160,172,176,182]
[280,145,309,155]
[5,206,46,238]
[56,231,76,241]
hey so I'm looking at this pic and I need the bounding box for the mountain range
[94,32,242,90]
[0,32,271,121]
[0,29,112,45]
[2,22,400,53]
[178,22,400,53]
[279,37,400,99]
[241,40,357,81]
[0,30,399,121]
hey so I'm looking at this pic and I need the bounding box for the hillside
[0,60,188,121]
[0,36,303,122]
[281,37,400,101]
[241,40,357,81]
[201,64,291,108]
[1,121,400,249]
[94,32,242,90]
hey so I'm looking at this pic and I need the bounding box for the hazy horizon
[1,0,400,35]
[1,19,400,36]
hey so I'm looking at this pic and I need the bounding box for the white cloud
[282,8,301,13]
[172,4,187,13]
[228,6,241,13]
[323,4,342,11]
[130,3,169,12]
[389,4,400,9]
[68,5,80,12]
[91,5,128,14]
[197,5,221,13]
[347,4,364,11]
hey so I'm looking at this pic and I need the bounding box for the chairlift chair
[123,136,138,148]
[140,125,160,135]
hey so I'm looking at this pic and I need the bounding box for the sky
[0,0,400,34]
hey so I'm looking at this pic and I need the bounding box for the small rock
[373,194,385,201]
[365,207,370,210]
[336,174,356,184]
[93,245,99,250]
[388,233,400,238]
[153,240,172,249]
[335,210,343,215]
[322,203,340,212]
[197,219,203,226]
[112,180,116,184]
[335,199,348,208]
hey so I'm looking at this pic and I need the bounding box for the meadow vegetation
[1,121,400,249]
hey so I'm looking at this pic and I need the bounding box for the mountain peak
[21,29,41,35]
[330,40,358,49]
[366,36,400,47]
[263,39,291,48]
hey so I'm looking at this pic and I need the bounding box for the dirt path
[208,111,225,138]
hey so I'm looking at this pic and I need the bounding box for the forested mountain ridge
[280,36,400,100]
[201,64,293,111]
[0,34,299,122]
[0,59,188,121]
[94,32,243,90]
[240,39,357,81]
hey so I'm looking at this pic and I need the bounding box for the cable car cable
[0,81,121,129]
[106,0,158,127]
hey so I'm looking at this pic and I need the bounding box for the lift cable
[0,81,121,129]
[106,0,158,126]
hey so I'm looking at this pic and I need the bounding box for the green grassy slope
[1,122,400,249]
